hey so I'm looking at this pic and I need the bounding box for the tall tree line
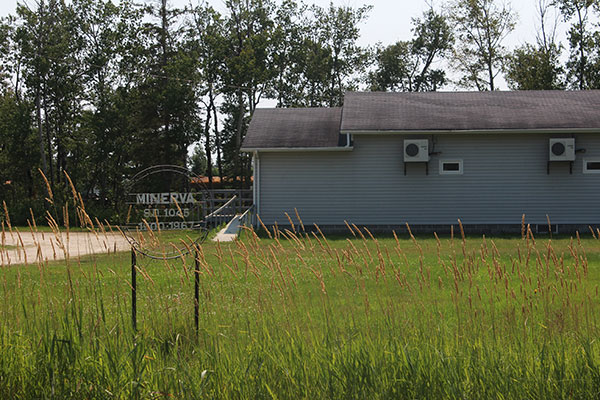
[1,0,600,224]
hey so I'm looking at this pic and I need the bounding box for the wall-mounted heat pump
[549,138,575,161]
[404,139,429,162]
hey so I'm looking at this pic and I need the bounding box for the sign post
[131,248,137,332]
[194,250,200,335]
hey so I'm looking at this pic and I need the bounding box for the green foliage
[368,8,453,92]
[506,43,565,89]
[310,2,372,106]
[0,18,12,88]
[553,0,600,88]
[189,144,207,176]
[187,3,226,181]
[369,41,414,92]
[449,0,517,90]
[0,90,45,222]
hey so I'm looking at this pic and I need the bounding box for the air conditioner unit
[549,138,575,161]
[404,139,429,162]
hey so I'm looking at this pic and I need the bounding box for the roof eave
[241,146,353,153]
[341,128,600,135]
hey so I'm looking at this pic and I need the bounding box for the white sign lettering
[134,192,196,205]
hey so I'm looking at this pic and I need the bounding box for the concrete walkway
[1,231,130,266]
[212,215,242,242]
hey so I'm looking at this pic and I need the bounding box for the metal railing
[238,205,254,228]
[205,195,238,228]
[200,189,252,217]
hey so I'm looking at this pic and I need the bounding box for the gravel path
[1,230,131,266]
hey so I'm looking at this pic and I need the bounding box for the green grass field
[1,223,600,398]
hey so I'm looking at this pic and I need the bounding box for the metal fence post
[194,249,200,336]
[131,248,137,332]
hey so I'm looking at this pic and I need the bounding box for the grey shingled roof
[341,90,600,132]
[241,107,342,150]
[243,91,600,150]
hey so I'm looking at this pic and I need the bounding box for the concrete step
[212,215,242,242]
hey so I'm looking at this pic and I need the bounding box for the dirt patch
[1,231,131,266]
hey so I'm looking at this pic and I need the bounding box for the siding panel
[258,134,600,226]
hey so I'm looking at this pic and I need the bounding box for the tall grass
[1,196,600,398]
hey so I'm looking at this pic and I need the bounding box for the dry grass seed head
[2,201,12,237]
[457,219,465,240]
[126,205,133,224]
[345,220,357,237]
[63,171,79,203]
[284,212,296,234]
[294,208,305,232]
[38,168,53,201]
[256,214,273,239]
[352,223,366,241]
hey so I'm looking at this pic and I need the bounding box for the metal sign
[122,165,211,259]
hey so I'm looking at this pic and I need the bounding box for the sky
[0,0,570,91]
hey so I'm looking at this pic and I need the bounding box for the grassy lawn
[1,224,600,398]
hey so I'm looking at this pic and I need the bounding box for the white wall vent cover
[404,139,430,162]
[549,138,575,161]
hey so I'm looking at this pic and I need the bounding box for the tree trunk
[56,109,66,184]
[160,0,172,163]
[35,88,48,176]
[234,90,245,190]
[576,7,585,89]
[203,98,213,189]
[488,60,494,91]
[213,101,223,180]
[15,60,21,102]
[43,98,54,191]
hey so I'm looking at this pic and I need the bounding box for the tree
[129,0,200,170]
[265,1,371,107]
[449,0,517,90]
[70,0,126,203]
[187,2,226,186]
[14,0,50,182]
[266,0,315,107]
[505,0,565,90]
[368,41,414,92]
[553,0,600,89]
[310,2,371,106]
[15,0,85,192]
[506,44,564,89]
[368,7,453,92]
[219,0,277,187]
[0,18,13,89]
[188,144,207,176]
[0,90,39,217]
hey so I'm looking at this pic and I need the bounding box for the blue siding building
[241,91,600,233]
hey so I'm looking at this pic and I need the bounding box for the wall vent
[535,224,559,234]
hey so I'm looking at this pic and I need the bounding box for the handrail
[238,205,254,226]
[206,195,237,219]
